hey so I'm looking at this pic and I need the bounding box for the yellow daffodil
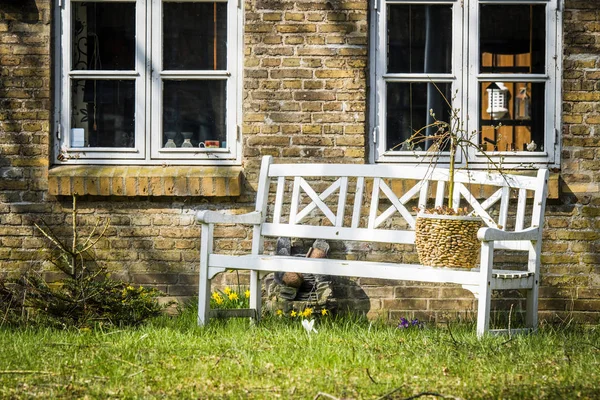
[245,289,250,298]
[321,309,329,316]
[228,292,238,301]
[224,287,231,295]
[215,297,223,305]
[276,309,283,316]
[302,307,313,317]
[290,310,297,317]
[211,292,221,301]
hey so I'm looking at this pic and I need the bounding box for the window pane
[162,80,226,148]
[479,82,545,152]
[71,80,136,148]
[386,82,452,152]
[71,2,135,71]
[480,5,546,74]
[387,5,452,74]
[163,2,227,70]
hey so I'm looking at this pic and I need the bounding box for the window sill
[48,165,243,197]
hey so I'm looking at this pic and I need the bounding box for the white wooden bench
[196,155,549,336]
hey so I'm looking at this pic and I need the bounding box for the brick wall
[0,0,599,325]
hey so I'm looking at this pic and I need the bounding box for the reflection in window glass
[71,2,135,70]
[162,80,226,148]
[163,2,227,70]
[479,82,545,152]
[387,5,452,74]
[480,5,546,74]
[71,80,136,148]
[386,82,452,152]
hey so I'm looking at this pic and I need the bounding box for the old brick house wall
[0,0,598,324]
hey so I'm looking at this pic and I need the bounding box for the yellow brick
[138,177,149,195]
[99,177,111,196]
[188,177,201,195]
[59,176,71,195]
[201,177,214,196]
[150,177,163,196]
[173,177,187,196]
[72,176,85,195]
[215,177,227,196]
[164,177,175,196]
[125,177,137,196]
[112,177,124,196]
[48,176,59,195]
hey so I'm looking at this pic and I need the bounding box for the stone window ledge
[48,165,243,197]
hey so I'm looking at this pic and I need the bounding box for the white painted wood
[379,180,416,229]
[516,188,527,231]
[289,177,301,226]
[351,177,365,229]
[196,210,261,224]
[531,169,549,229]
[273,176,285,224]
[208,254,481,286]
[336,177,348,227]
[498,186,510,230]
[197,156,548,335]
[478,226,540,241]
[198,222,213,326]
[476,241,494,337]
[435,180,445,208]
[457,183,498,228]
[368,178,381,229]
[261,223,416,245]
[418,180,430,210]
[295,178,338,225]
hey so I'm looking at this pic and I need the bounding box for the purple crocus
[398,317,410,329]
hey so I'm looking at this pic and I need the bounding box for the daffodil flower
[245,289,250,298]
[290,310,297,317]
[224,287,231,295]
[321,309,329,316]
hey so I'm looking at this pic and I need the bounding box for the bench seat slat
[262,223,416,244]
[208,254,535,290]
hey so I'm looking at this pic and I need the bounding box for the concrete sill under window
[48,165,243,197]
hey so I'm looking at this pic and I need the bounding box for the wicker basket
[415,213,482,268]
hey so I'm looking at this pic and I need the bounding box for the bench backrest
[253,156,548,249]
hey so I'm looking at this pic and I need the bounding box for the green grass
[1,307,599,399]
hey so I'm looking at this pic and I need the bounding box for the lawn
[1,307,599,399]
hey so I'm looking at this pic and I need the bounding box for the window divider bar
[160,71,231,79]
[477,74,549,82]
[68,71,140,78]
[382,74,456,82]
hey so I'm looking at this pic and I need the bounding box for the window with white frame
[370,0,562,168]
[56,0,242,165]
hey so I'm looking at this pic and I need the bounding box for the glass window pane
[387,5,452,74]
[163,2,227,70]
[386,82,452,152]
[71,3,135,71]
[71,80,136,148]
[479,82,545,152]
[480,5,546,74]
[162,80,226,148]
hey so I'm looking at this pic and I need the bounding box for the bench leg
[476,241,494,337]
[525,275,539,330]
[249,270,261,323]
[198,223,213,326]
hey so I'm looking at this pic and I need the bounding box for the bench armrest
[196,210,262,225]
[477,226,540,242]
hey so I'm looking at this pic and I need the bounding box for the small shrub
[2,195,167,329]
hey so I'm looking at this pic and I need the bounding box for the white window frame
[369,0,562,169]
[54,0,243,166]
